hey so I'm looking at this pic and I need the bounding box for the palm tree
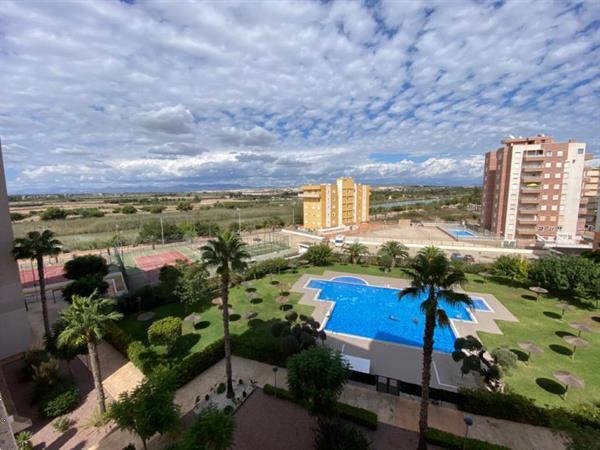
[344,242,369,264]
[12,230,62,337]
[377,240,408,269]
[201,231,250,398]
[399,246,472,450]
[57,293,123,414]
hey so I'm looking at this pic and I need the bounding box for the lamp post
[272,366,279,395]
[463,416,473,450]
[235,208,241,234]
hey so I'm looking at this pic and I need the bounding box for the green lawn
[464,274,599,408]
[118,264,599,408]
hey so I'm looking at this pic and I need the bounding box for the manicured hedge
[425,428,510,450]
[231,335,287,367]
[171,339,225,388]
[263,384,378,430]
[104,323,132,358]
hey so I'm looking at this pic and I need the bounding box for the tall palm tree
[12,230,62,337]
[201,231,250,398]
[377,240,408,269]
[400,246,472,450]
[344,242,369,264]
[57,293,123,414]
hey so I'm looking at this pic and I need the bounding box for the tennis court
[19,265,66,288]
[134,250,191,284]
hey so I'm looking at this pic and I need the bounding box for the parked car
[334,235,345,247]
[450,252,464,262]
[463,254,475,263]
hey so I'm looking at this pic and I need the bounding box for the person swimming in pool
[389,315,399,321]
[412,317,419,325]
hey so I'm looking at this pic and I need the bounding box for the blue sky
[0,0,599,194]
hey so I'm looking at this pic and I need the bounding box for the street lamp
[235,208,241,234]
[463,416,474,450]
[272,366,279,394]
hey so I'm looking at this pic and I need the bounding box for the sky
[1,0,599,194]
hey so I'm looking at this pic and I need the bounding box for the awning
[342,354,371,374]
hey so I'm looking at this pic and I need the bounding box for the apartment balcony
[518,217,539,225]
[518,206,539,214]
[521,186,541,194]
[520,196,539,204]
[522,175,543,183]
[517,228,538,236]
[299,192,321,199]
[522,164,543,172]
[523,153,544,161]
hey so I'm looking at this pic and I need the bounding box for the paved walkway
[92,351,566,450]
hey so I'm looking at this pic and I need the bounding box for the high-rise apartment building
[300,177,370,231]
[481,135,589,243]
[580,165,600,232]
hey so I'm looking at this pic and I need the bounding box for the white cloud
[0,0,598,192]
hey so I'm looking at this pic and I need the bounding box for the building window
[542,195,548,200]
[554,184,560,189]
[578,148,584,154]
[552,195,558,200]
[556,162,562,168]
[546,151,552,157]
[557,151,564,157]
[551,205,558,211]
[538,226,544,231]
[544,173,550,179]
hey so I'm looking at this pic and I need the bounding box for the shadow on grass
[473,279,485,284]
[171,333,201,358]
[549,344,573,356]
[543,311,562,320]
[195,321,210,330]
[510,349,529,362]
[230,314,241,322]
[536,378,565,396]
[590,315,600,323]
[522,294,537,301]
[245,287,257,293]
[281,304,293,312]
[555,331,575,338]
[251,298,263,305]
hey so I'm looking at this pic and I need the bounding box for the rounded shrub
[147,316,183,348]
[492,347,518,369]
[217,382,226,394]
[40,384,80,418]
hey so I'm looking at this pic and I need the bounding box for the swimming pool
[448,229,476,238]
[307,278,490,353]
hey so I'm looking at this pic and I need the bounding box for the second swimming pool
[307,277,490,353]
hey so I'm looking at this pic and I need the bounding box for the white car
[334,235,345,247]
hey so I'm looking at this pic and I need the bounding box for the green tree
[158,263,184,302]
[147,316,182,351]
[57,294,123,414]
[304,243,333,266]
[400,246,472,450]
[190,405,236,450]
[62,274,108,302]
[377,240,408,269]
[287,346,349,414]
[108,372,180,450]
[13,230,62,336]
[176,262,211,313]
[492,255,530,284]
[201,231,250,398]
[10,212,25,221]
[344,242,369,264]
[64,255,108,280]
[176,200,193,212]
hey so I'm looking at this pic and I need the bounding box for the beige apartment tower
[300,177,370,231]
[481,135,589,244]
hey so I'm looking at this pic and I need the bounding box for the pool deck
[291,271,518,392]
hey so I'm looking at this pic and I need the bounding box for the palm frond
[439,290,473,307]
[436,309,450,328]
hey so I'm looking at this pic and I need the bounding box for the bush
[64,255,108,280]
[52,415,73,433]
[425,428,510,450]
[244,258,290,280]
[171,339,225,388]
[15,431,33,450]
[41,206,68,220]
[116,285,166,314]
[217,383,226,394]
[40,382,80,418]
[23,349,51,381]
[315,417,373,450]
[231,334,287,367]
[10,212,25,221]
[492,255,530,283]
[121,205,137,214]
[104,323,132,357]
[287,347,350,414]
[529,255,600,300]
[176,200,193,211]
[304,244,334,266]
[491,347,517,370]
[147,317,182,348]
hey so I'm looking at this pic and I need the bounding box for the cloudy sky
[1,0,599,193]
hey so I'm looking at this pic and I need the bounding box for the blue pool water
[449,229,476,238]
[307,278,489,353]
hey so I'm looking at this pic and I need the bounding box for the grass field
[464,274,599,408]
[117,264,599,408]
